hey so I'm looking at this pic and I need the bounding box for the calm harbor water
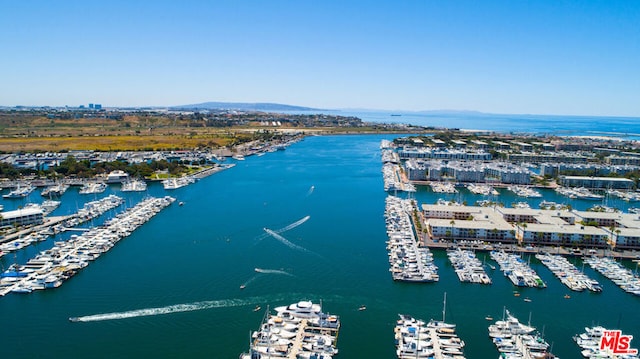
[1,134,640,358]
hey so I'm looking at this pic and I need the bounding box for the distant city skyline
[1,1,639,117]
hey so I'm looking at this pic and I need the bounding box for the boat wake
[255,215,311,241]
[254,268,294,276]
[263,227,312,253]
[241,274,261,289]
[70,293,392,323]
[277,215,311,233]
[69,297,260,323]
[240,268,295,289]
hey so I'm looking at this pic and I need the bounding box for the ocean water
[1,134,639,358]
[293,110,640,139]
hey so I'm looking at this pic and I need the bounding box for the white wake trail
[254,268,294,276]
[70,298,258,323]
[241,274,261,288]
[255,215,311,242]
[277,215,310,233]
[263,227,310,253]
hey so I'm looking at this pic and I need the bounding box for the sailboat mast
[442,292,447,323]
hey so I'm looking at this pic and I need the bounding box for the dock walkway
[191,164,235,179]
[0,215,71,245]
[288,319,308,358]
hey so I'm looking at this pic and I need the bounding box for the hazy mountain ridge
[170,102,324,112]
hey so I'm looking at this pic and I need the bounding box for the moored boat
[3,184,35,199]
[240,301,340,359]
[121,178,147,192]
[79,182,107,194]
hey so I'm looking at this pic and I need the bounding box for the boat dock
[489,309,555,359]
[239,301,340,359]
[536,253,602,292]
[584,256,640,296]
[1,196,175,296]
[490,250,546,288]
[395,314,467,359]
[288,319,309,358]
[285,318,340,358]
[447,248,492,284]
[190,163,235,179]
[386,195,439,282]
[0,215,71,245]
[1,195,125,253]
[383,162,416,192]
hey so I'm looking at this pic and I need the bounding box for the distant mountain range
[170,102,324,112]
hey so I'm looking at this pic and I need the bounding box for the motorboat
[3,184,35,198]
[121,179,147,192]
[79,182,107,194]
[274,301,322,319]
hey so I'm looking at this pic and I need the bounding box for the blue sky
[1,1,639,116]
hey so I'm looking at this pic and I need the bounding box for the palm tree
[519,223,528,245]
[607,226,618,252]
[613,229,621,251]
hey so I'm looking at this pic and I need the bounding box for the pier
[395,315,467,359]
[60,227,91,232]
[240,301,340,359]
[386,195,439,282]
[288,319,309,358]
[1,196,175,296]
[0,215,71,245]
[190,163,235,179]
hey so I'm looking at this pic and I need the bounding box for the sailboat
[484,255,496,270]
[428,292,455,329]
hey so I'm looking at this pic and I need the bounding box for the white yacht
[274,300,322,319]
[41,200,61,215]
[240,301,340,359]
[162,176,195,190]
[105,170,129,184]
[41,183,69,197]
[121,179,147,192]
[3,185,36,199]
[488,309,536,338]
[79,182,107,194]
[508,185,542,198]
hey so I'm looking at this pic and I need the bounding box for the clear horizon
[1,1,639,117]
